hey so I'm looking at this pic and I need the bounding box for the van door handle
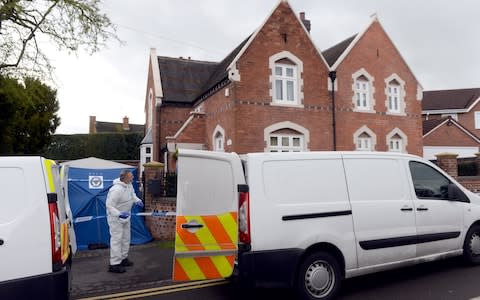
[181,223,204,229]
[417,207,429,211]
[400,207,413,211]
[0,239,4,246]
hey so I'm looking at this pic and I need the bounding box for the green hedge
[43,133,143,160]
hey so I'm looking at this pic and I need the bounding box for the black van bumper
[236,247,304,288]
[0,266,70,299]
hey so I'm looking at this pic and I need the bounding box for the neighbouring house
[423,117,480,160]
[422,88,480,159]
[143,0,423,170]
[89,115,144,134]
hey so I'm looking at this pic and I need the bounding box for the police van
[174,150,480,300]
[0,157,75,299]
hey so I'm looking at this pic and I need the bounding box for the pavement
[71,241,175,299]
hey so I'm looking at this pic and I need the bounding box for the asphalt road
[97,256,480,300]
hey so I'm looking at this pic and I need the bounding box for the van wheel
[464,224,480,265]
[295,252,341,300]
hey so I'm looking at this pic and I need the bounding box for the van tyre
[464,224,480,265]
[296,252,341,300]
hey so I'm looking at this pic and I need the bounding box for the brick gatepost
[435,153,458,179]
[143,161,176,241]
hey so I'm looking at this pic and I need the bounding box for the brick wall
[334,20,423,156]
[143,162,176,240]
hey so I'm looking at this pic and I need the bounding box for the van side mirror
[447,183,469,202]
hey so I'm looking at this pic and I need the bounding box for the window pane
[146,147,151,154]
[287,81,294,101]
[275,66,282,76]
[388,96,392,109]
[282,137,289,146]
[356,93,361,106]
[363,94,367,107]
[146,157,151,163]
[409,161,450,199]
[286,68,294,77]
[276,80,283,100]
[394,97,398,110]
[270,136,278,146]
[293,137,300,147]
[356,82,360,89]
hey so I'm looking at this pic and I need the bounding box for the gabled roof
[422,118,445,135]
[423,117,480,143]
[61,157,135,169]
[158,36,250,105]
[141,127,152,144]
[322,34,357,67]
[422,88,480,111]
[95,121,144,133]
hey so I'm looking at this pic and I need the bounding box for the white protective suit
[106,178,142,265]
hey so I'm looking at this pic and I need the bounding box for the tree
[0,76,60,154]
[0,0,117,77]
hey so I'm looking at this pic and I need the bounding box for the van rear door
[173,149,245,281]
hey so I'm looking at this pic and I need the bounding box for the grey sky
[53,0,480,134]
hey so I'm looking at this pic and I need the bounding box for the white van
[0,157,75,299]
[174,150,480,300]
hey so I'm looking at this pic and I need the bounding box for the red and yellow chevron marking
[174,212,237,281]
[60,222,70,263]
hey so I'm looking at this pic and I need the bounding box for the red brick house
[422,88,480,159]
[143,0,423,170]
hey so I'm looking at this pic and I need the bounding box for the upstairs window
[269,52,304,106]
[387,80,401,113]
[274,62,297,104]
[475,112,480,129]
[354,75,371,110]
[385,74,406,115]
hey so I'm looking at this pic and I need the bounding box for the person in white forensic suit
[106,169,144,273]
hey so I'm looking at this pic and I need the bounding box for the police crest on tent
[89,175,104,189]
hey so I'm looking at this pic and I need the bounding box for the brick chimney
[123,116,130,131]
[89,116,96,134]
[299,12,311,33]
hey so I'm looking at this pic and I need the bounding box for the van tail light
[238,184,250,244]
[48,193,62,271]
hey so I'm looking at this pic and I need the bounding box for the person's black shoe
[108,264,126,273]
[120,258,134,267]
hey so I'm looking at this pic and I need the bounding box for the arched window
[353,125,376,151]
[387,128,408,153]
[352,69,375,112]
[264,121,309,152]
[384,74,406,115]
[212,125,225,152]
[269,51,304,106]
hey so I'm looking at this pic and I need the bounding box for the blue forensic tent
[62,157,152,250]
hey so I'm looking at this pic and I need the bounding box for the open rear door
[173,149,245,281]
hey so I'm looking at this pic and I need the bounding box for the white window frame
[269,51,304,107]
[386,128,408,153]
[384,74,406,115]
[352,69,375,113]
[475,112,480,129]
[268,135,304,152]
[356,136,372,151]
[264,121,310,152]
[212,125,225,152]
[273,64,298,104]
[353,125,377,151]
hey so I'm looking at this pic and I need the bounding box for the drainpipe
[329,71,337,151]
